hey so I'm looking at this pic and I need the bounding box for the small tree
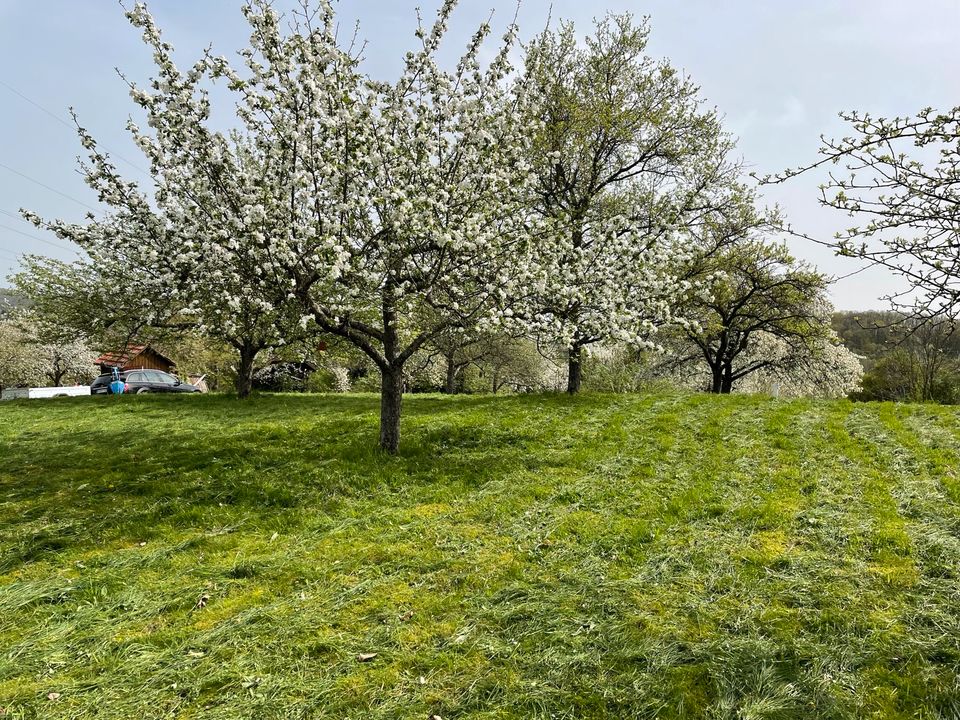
[423,329,496,395]
[470,336,558,394]
[0,319,40,391]
[35,338,96,387]
[0,314,94,389]
[848,317,960,403]
[677,240,834,393]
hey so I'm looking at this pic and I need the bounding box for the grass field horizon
[2,392,960,718]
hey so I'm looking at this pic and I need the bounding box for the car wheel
[136,387,151,394]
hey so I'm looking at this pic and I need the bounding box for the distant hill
[0,288,27,318]
[833,310,960,370]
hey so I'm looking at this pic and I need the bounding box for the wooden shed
[94,344,177,375]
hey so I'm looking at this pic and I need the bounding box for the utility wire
[0,221,78,253]
[0,211,83,254]
[0,78,76,131]
[0,78,151,176]
[0,222,79,254]
[0,161,99,213]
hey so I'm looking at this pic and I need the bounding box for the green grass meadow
[2,392,960,718]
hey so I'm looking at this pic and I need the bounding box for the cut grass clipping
[2,393,960,718]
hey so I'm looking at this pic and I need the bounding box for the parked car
[91,369,201,395]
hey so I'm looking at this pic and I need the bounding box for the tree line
[11,0,952,450]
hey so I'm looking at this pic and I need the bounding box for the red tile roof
[93,344,175,367]
[94,345,147,366]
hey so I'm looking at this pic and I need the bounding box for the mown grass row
[1,392,959,718]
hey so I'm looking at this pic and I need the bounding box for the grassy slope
[1,393,959,719]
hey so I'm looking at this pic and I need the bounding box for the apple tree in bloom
[21,0,541,450]
[19,8,319,398]
[202,0,539,451]
[0,318,42,391]
[33,336,97,387]
[655,328,863,399]
[0,314,96,389]
[732,331,863,399]
[522,14,742,393]
[762,106,960,322]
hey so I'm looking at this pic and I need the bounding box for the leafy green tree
[847,317,960,403]
[523,13,742,393]
[677,240,834,393]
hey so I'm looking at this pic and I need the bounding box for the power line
[0,79,76,131]
[0,248,22,273]
[0,222,79,255]
[0,78,151,177]
[0,161,100,213]
[0,210,84,253]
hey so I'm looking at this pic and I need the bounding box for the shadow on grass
[0,392,602,572]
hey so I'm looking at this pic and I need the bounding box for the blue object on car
[109,367,125,395]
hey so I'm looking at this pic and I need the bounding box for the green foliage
[855,351,960,405]
[160,334,237,392]
[11,255,148,347]
[522,11,740,385]
[304,367,336,393]
[2,394,960,717]
[582,346,654,393]
[676,239,837,394]
[835,312,960,404]
[831,311,904,370]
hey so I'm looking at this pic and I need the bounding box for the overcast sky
[0,0,957,309]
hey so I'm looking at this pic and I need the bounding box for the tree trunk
[444,351,458,395]
[236,344,258,399]
[567,345,583,394]
[379,366,403,454]
[720,365,734,394]
[710,364,724,394]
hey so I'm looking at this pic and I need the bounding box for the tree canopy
[522,14,743,393]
